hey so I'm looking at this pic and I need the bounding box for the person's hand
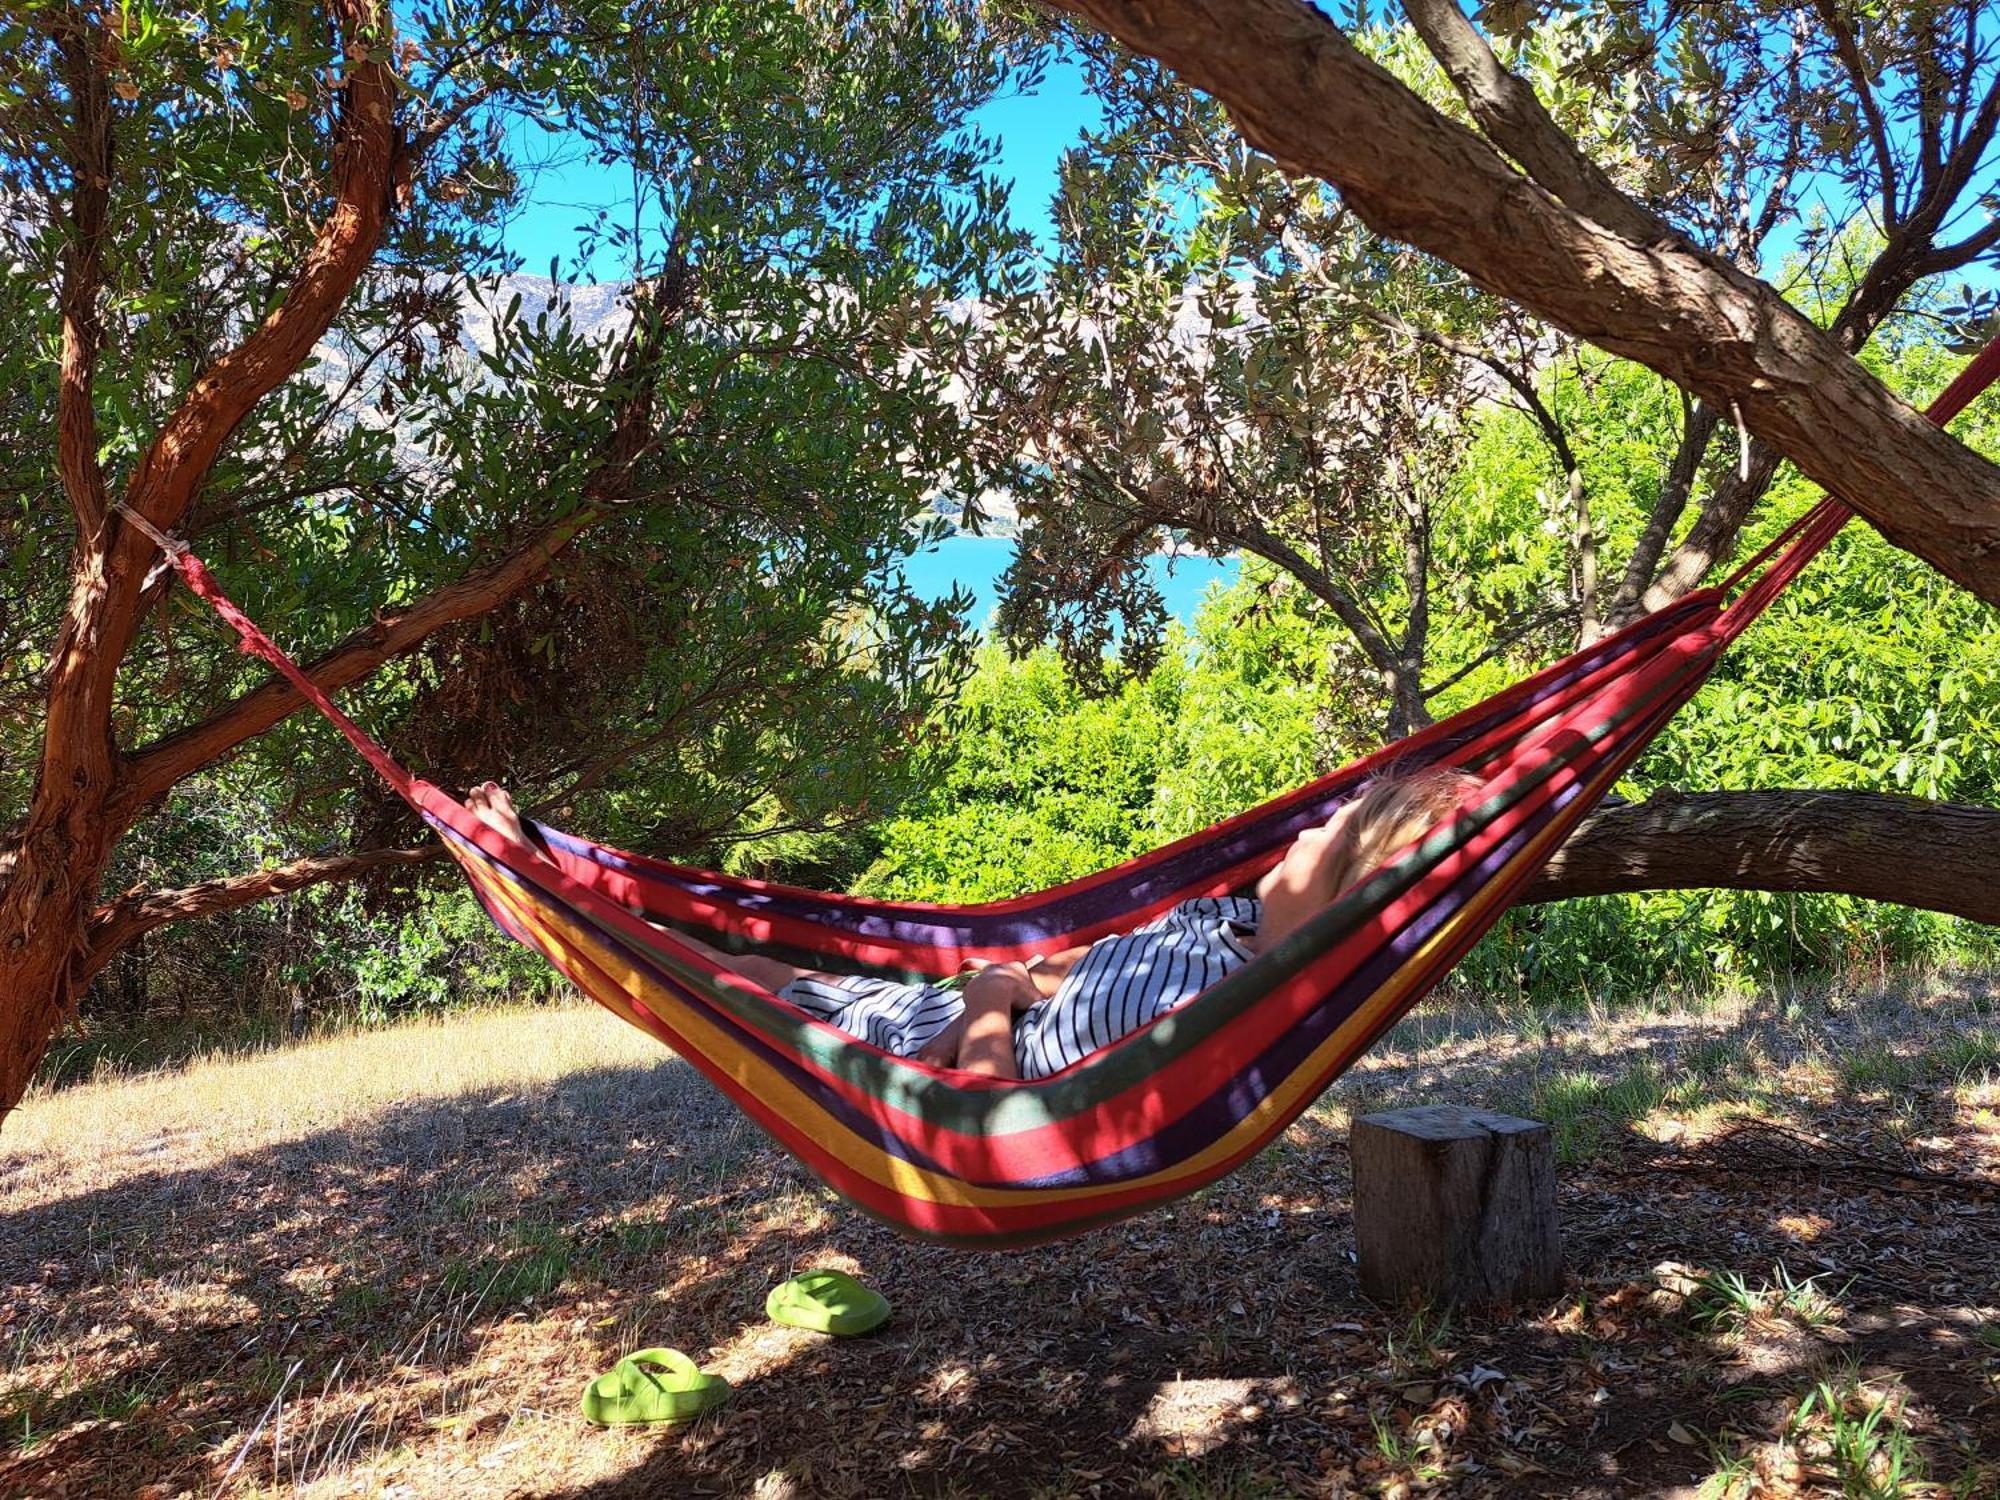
[952,963,1035,1079]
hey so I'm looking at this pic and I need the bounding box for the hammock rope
[120,341,2000,1248]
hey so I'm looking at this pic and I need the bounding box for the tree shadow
[5,975,1996,1496]
[1,1054,833,1493]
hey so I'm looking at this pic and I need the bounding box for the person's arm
[950,962,1039,1078]
[964,944,1092,998]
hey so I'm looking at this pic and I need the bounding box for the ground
[3,976,1998,1498]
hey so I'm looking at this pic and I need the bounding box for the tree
[0,0,1031,1116]
[1044,0,2000,609]
[970,37,1571,736]
[976,5,2000,927]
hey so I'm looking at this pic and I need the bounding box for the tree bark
[80,844,439,984]
[0,0,398,1119]
[1351,1105,1562,1309]
[1045,0,2000,607]
[1520,789,2000,925]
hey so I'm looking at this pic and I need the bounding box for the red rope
[120,507,419,802]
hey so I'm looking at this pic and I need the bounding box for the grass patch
[1840,1043,1921,1094]
[1932,1027,2000,1084]
[1788,1369,1929,1499]
[1523,1061,1670,1162]
[604,1215,681,1257]
[1146,1456,1293,1499]
[1683,1263,1847,1337]
[1369,1410,1451,1482]
[444,1223,585,1305]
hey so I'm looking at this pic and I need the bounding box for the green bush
[862,347,2000,1005]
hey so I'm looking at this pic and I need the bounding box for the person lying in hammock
[466,767,1476,1080]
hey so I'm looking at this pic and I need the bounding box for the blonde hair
[1340,766,1481,875]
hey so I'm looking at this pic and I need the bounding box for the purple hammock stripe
[530,593,1718,951]
[446,689,1607,1197]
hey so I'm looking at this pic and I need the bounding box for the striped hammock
[139,345,2000,1249]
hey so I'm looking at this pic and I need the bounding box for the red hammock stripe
[130,342,2000,1246]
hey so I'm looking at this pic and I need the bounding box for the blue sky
[499,58,1101,281]
[492,46,1999,312]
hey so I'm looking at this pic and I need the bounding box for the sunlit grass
[1788,1367,1930,1500]
[6,975,1997,1495]
[4,1000,664,1197]
[1682,1263,1848,1337]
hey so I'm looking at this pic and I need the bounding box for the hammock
[131,343,2000,1249]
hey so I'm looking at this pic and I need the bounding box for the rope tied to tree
[114,502,417,798]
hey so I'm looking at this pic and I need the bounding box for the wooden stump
[1351,1105,1562,1310]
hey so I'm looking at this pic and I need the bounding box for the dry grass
[4,1006,669,1198]
[4,977,1999,1498]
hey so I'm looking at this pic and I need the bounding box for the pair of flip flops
[581,1271,890,1426]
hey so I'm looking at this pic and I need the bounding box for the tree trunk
[0,1,398,1122]
[0,819,116,1108]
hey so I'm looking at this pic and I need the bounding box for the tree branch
[1400,0,1666,245]
[1521,789,2000,925]
[113,510,596,818]
[1639,440,1783,612]
[1813,0,1899,226]
[120,0,398,541]
[1603,401,1719,628]
[54,4,112,533]
[1910,213,2000,280]
[80,843,439,981]
[113,268,679,821]
[1046,0,2000,607]
[405,81,498,167]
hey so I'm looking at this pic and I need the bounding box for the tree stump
[1351,1105,1562,1310]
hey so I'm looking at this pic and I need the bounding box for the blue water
[896,533,1238,631]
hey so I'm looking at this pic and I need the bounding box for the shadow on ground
[2,980,1996,1497]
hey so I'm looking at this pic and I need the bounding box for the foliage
[984,5,2000,739]
[0,0,1039,1032]
[864,337,2000,1000]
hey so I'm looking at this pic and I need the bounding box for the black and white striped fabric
[1014,897,1261,1080]
[775,897,1261,1075]
[775,973,964,1059]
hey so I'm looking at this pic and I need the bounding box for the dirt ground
[3,976,1996,1498]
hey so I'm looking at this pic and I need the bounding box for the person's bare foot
[466,781,528,843]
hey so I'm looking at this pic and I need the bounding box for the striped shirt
[776,897,1262,1077]
[775,972,965,1059]
[1015,897,1260,1079]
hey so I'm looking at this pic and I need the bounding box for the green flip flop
[580,1347,731,1426]
[766,1269,892,1336]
